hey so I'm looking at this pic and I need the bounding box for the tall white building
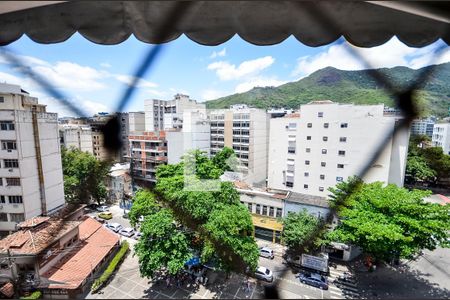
[209,105,269,185]
[0,83,65,235]
[166,110,210,164]
[59,124,93,153]
[410,117,435,138]
[432,122,450,155]
[268,101,410,197]
[144,94,205,131]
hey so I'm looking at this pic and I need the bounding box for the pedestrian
[166,277,170,288]
[246,279,251,293]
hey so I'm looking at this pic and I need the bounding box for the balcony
[0,186,22,194]
[0,168,20,177]
[0,149,18,159]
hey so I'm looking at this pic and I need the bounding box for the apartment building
[432,121,450,155]
[268,101,410,197]
[410,117,436,138]
[144,94,205,131]
[117,112,145,161]
[209,105,269,185]
[0,83,65,235]
[59,124,93,153]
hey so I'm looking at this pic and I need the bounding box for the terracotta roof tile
[0,282,14,298]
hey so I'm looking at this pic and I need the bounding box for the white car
[259,247,274,259]
[119,227,135,237]
[255,266,273,282]
[106,222,123,233]
[97,205,109,212]
[138,215,145,222]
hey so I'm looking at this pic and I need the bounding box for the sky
[0,33,449,117]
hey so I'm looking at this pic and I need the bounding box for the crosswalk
[328,268,361,299]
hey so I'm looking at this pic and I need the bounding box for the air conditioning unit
[0,205,3,210]
[8,169,13,172]
[7,149,12,152]
[13,204,18,208]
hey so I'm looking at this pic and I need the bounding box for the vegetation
[205,63,450,117]
[61,146,111,204]
[91,241,129,293]
[133,148,259,278]
[406,134,450,187]
[20,291,42,299]
[326,177,450,261]
[128,189,159,227]
[282,210,321,252]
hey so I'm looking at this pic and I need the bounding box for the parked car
[119,227,135,237]
[254,266,273,282]
[106,223,123,233]
[97,205,109,212]
[90,215,106,223]
[97,212,112,220]
[87,203,99,210]
[138,215,145,222]
[296,272,328,290]
[133,231,142,240]
[259,247,274,259]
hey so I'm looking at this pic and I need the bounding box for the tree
[326,179,450,261]
[134,209,192,278]
[61,146,110,204]
[282,210,321,252]
[128,189,159,227]
[405,156,436,183]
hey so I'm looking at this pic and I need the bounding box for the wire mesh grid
[0,2,449,299]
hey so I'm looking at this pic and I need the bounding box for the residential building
[267,108,294,119]
[0,83,65,236]
[0,214,120,298]
[410,117,436,138]
[166,110,210,164]
[106,163,132,203]
[117,112,145,162]
[432,121,450,155]
[209,105,269,186]
[144,94,205,132]
[268,101,410,197]
[128,131,167,184]
[59,124,93,153]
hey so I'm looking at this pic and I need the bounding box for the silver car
[259,247,274,259]
[119,227,135,237]
[106,222,123,233]
[255,266,273,282]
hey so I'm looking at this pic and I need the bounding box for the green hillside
[205,63,450,117]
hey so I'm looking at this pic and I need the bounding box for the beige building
[59,124,93,153]
[0,83,65,236]
[209,105,269,186]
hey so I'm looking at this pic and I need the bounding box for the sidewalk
[255,239,286,258]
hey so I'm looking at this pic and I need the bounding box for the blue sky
[0,33,448,117]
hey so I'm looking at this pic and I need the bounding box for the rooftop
[40,217,120,290]
[286,192,330,208]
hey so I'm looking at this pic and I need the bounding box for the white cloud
[207,56,275,81]
[210,48,227,59]
[100,62,112,68]
[234,77,287,94]
[147,89,167,98]
[114,74,158,88]
[201,89,228,101]
[291,37,450,77]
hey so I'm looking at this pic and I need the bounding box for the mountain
[205,63,450,117]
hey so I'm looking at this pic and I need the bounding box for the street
[84,204,361,299]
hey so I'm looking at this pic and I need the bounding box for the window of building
[288,141,296,154]
[1,141,16,150]
[306,148,311,153]
[9,213,25,223]
[269,207,274,217]
[6,178,20,186]
[337,164,344,169]
[336,176,343,182]
[256,204,261,214]
[305,160,310,165]
[276,208,282,218]
[338,150,346,156]
[288,123,297,131]
[0,196,4,203]
[0,121,15,131]
[262,206,268,215]
[322,149,327,154]
[318,112,324,117]
[324,123,329,128]
[306,136,311,140]
[319,187,324,192]
[286,182,294,187]
[0,213,7,222]
[8,196,23,204]
[304,184,309,189]
[320,174,325,180]
[0,96,4,103]
[341,123,348,128]
[3,160,18,169]
[247,203,252,213]
[323,136,328,142]
[340,137,347,142]
[307,123,312,128]
[304,172,309,177]
[321,162,326,167]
